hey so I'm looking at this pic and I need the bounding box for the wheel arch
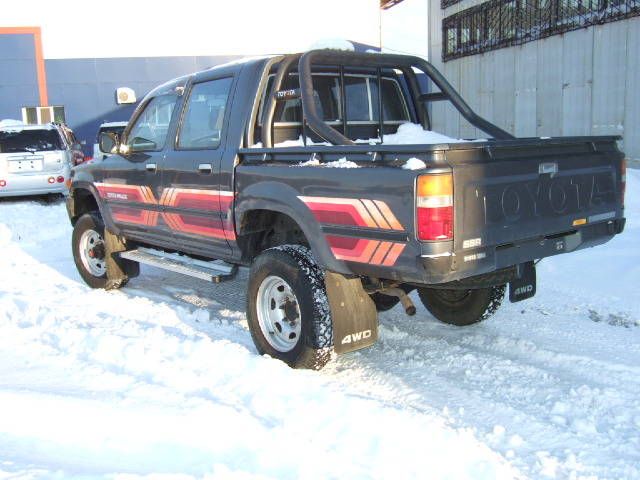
[234,181,349,274]
[68,181,118,233]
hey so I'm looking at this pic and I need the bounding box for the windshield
[0,129,63,153]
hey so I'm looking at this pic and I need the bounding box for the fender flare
[68,180,120,235]
[234,181,350,275]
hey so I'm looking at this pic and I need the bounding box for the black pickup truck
[66,50,626,369]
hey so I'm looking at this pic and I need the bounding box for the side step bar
[120,247,237,283]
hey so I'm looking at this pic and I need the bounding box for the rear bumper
[0,169,70,197]
[415,218,625,285]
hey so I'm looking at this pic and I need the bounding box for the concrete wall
[427,0,640,164]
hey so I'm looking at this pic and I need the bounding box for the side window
[127,94,177,151]
[178,77,233,149]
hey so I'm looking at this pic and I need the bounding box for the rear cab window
[260,72,410,126]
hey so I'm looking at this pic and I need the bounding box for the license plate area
[9,159,43,173]
[509,261,536,303]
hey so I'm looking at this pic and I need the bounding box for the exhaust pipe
[384,287,416,316]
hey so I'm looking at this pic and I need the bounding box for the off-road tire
[72,213,109,289]
[247,245,333,370]
[417,285,506,326]
[72,212,138,290]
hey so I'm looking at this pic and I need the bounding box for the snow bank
[382,122,468,144]
[0,171,638,479]
[402,157,427,170]
[0,201,516,478]
[325,157,359,168]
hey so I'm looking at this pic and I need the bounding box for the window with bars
[442,0,639,61]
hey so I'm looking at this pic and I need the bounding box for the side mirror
[99,132,119,154]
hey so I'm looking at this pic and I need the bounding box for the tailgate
[451,140,624,252]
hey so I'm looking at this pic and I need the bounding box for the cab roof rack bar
[261,50,514,147]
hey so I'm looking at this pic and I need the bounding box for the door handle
[146,163,157,172]
[198,163,213,173]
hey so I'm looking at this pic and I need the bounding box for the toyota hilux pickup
[66,50,626,369]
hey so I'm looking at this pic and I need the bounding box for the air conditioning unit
[116,87,137,105]
[21,105,66,125]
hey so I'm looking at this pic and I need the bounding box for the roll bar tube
[261,50,514,147]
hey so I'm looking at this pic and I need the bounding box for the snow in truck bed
[0,171,638,478]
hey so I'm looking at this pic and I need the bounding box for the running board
[119,247,237,283]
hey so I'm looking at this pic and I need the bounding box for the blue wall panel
[0,34,39,121]
[44,55,240,155]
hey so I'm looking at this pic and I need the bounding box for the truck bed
[238,135,625,285]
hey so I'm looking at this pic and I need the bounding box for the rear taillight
[416,173,453,241]
[0,180,6,187]
[621,159,626,208]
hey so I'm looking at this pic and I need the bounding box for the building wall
[427,0,640,164]
[0,34,40,120]
[44,55,240,151]
[1,0,380,155]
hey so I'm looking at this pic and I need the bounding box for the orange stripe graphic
[382,243,406,266]
[370,241,393,265]
[374,200,404,231]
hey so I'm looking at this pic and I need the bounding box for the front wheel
[246,245,333,370]
[72,213,109,289]
[417,285,505,326]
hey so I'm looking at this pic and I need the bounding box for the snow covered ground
[0,171,638,479]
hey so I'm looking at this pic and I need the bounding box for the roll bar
[260,50,514,148]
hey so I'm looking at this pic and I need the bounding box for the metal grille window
[443,0,639,61]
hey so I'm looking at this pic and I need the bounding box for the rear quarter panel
[234,160,424,280]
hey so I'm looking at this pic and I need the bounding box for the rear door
[159,75,236,259]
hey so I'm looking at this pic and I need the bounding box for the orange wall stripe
[0,27,48,106]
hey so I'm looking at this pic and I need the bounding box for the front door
[159,76,235,259]
[94,93,179,247]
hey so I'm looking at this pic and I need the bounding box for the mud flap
[509,261,536,303]
[324,271,378,354]
[104,229,139,290]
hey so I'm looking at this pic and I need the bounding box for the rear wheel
[417,285,505,326]
[247,245,332,370]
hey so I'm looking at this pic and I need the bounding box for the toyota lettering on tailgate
[473,173,616,224]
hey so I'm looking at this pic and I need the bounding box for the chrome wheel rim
[256,275,302,352]
[79,229,106,277]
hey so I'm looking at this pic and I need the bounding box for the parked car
[92,122,128,161]
[66,50,626,370]
[0,122,79,198]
